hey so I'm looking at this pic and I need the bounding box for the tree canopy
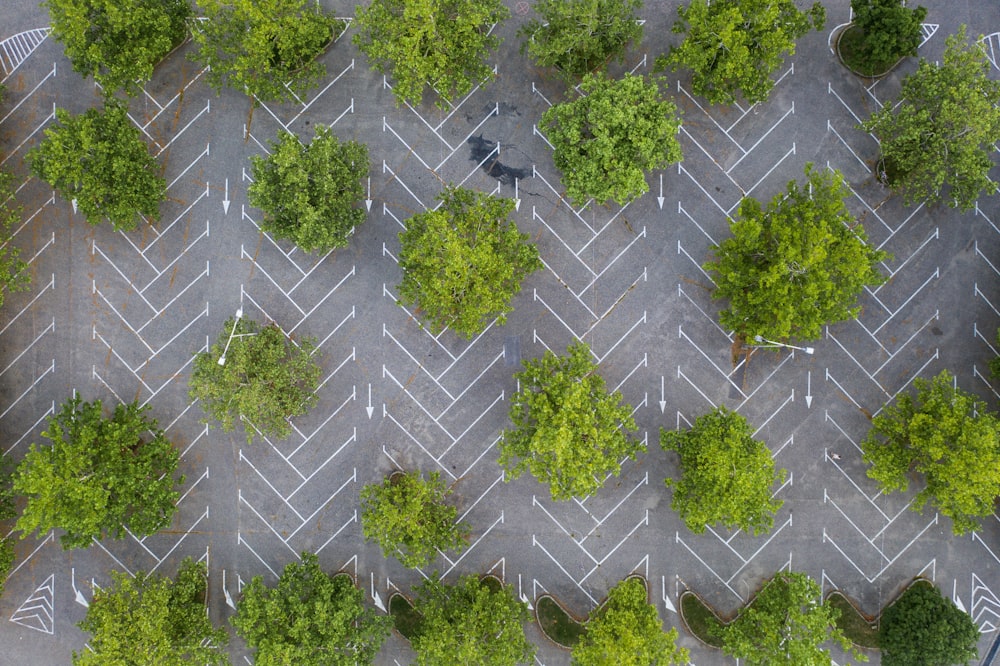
[28,102,165,231]
[248,127,369,253]
[704,164,886,343]
[188,317,322,444]
[659,0,825,105]
[13,396,182,549]
[232,552,391,666]
[0,456,17,599]
[661,406,786,535]
[44,0,190,96]
[0,170,30,311]
[540,72,682,206]
[879,580,979,666]
[397,186,540,338]
[862,369,1000,535]
[353,0,509,108]
[500,341,643,501]
[571,577,689,666]
[860,26,1000,210]
[74,559,229,666]
[844,0,927,74]
[520,0,643,81]
[360,470,469,568]
[410,574,535,666]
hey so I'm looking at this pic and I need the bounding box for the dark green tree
[862,369,1000,535]
[232,552,391,666]
[659,0,825,105]
[27,102,166,231]
[519,0,643,81]
[860,26,1000,210]
[360,470,469,568]
[0,456,16,599]
[705,164,886,343]
[0,170,30,311]
[500,341,643,501]
[842,0,927,75]
[189,316,322,444]
[353,0,510,108]
[880,581,979,666]
[540,72,682,206]
[74,559,229,666]
[13,396,183,550]
[661,406,786,535]
[248,127,369,253]
[44,0,191,96]
[397,186,541,338]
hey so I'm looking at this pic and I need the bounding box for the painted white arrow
[657,174,664,209]
[805,370,813,408]
[222,570,236,610]
[365,176,372,212]
[514,177,521,211]
[222,178,230,215]
[659,376,666,413]
[366,383,374,419]
[71,568,88,607]
[71,198,78,214]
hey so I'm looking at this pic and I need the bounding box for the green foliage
[847,0,926,72]
[360,470,469,568]
[44,0,191,96]
[661,406,786,535]
[397,186,540,338]
[659,0,825,105]
[860,26,1000,210]
[0,456,17,599]
[519,0,643,81]
[27,102,165,231]
[248,127,368,253]
[73,559,229,665]
[189,317,322,444]
[705,164,887,343]
[679,592,725,648]
[353,0,510,108]
[880,580,979,666]
[862,369,1000,535]
[719,572,859,666]
[537,596,585,647]
[410,574,535,666]
[13,396,182,550]
[540,72,682,206]
[500,341,643,501]
[190,0,342,103]
[0,170,30,311]
[827,592,879,649]
[232,552,391,666]
[572,578,689,666]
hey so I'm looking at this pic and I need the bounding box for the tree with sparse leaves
[862,369,1000,535]
[860,26,1000,210]
[662,406,786,536]
[659,0,825,105]
[397,186,541,338]
[14,396,182,550]
[28,102,165,231]
[189,317,322,444]
[74,558,229,666]
[232,552,391,666]
[0,170,30,311]
[500,341,643,501]
[541,72,682,206]
[248,127,369,254]
[880,581,979,666]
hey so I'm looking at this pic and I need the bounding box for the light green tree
[661,406,786,535]
[0,456,16,599]
[862,369,1000,535]
[879,581,979,666]
[353,0,509,107]
[500,341,643,501]
[0,170,30,311]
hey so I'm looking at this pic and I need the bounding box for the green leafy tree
[189,317,322,444]
[397,186,540,338]
[13,396,182,550]
[500,341,643,501]
[541,72,682,206]
[572,577,689,666]
[410,574,535,666]
[360,470,469,568]
[191,0,343,103]
[879,581,979,666]
[248,127,369,253]
[74,559,229,666]
[719,571,858,666]
[520,0,643,81]
[705,164,886,343]
[661,406,786,535]
[659,0,825,105]
[0,456,17,598]
[232,552,391,666]
[27,102,166,231]
[860,26,1000,210]
[862,369,1000,535]
[44,0,191,96]
[0,170,30,311]
[353,0,510,108]
[847,0,927,72]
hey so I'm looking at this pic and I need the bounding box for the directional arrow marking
[514,177,521,211]
[659,375,666,413]
[365,176,372,212]
[805,370,812,408]
[222,178,230,214]
[657,173,664,209]
[366,383,374,419]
